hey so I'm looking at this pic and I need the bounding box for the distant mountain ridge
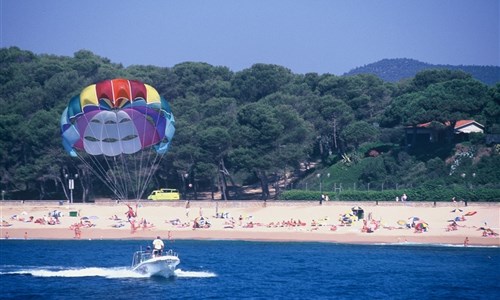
[344,58,500,85]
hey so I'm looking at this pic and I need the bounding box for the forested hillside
[1,47,499,201]
[345,58,500,85]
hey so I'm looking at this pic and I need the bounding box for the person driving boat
[152,236,164,257]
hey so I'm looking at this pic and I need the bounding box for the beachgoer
[130,219,138,234]
[320,194,324,205]
[4,231,8,239]
[185,200,190,217]
[152,236,164,257]
[193,218,200,229]
[125,203,137,221]
[24,232,28,240]
[464,237,469,247]
[401,193,408,202]
[325,194,330,201]
[395,196,399,202]
[74,225,81,239]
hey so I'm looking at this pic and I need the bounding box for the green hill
[344,58,500,85]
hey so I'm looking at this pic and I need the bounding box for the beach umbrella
[416,222,429,230]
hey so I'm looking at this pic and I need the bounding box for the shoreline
[2,228,499,247]
[1,201,499,247]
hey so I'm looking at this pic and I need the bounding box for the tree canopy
[0,47,498,201]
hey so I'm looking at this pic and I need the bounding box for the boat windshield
[131,249,178,268]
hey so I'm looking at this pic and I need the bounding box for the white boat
[131,249,180,278]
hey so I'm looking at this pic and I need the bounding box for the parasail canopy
[61,78,175,157]
[60,79,176,200]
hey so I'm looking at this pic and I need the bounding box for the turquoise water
[0,240,499,299]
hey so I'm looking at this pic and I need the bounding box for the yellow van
[147,188,180,201]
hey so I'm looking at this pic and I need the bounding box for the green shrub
[280,188,500,202]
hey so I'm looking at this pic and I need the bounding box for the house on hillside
[453,120,484,134]
[405,120,484,148]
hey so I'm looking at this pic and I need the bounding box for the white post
[69,178,74,204]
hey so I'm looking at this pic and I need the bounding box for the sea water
[0,239,499,299]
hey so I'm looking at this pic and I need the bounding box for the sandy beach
[1,200,499,246]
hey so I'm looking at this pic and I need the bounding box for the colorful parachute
[61,79,175,199]
[61,78,175,157]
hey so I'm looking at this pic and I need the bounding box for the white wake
[1,267,217,279]
[175,268,217,278]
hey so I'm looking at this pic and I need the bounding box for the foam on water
[2,267,145,278]
[175,268,217,278]
[1,266,216,279]
[373,242,499,248]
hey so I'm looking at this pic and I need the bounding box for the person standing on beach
[464,237,469,247]
[125,204,137,221]
[185,200,190,217]
[74,225,81,239]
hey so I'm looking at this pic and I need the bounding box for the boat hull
[132,255,180,278]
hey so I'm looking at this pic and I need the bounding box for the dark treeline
[1,47,499,201]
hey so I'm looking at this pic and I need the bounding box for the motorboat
[131,249,180,278]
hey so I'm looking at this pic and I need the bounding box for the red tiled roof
[416,122,432,128]
[415,120,483,129]
[454,120,483,129]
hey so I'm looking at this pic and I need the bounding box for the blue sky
[1,0,498,75]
